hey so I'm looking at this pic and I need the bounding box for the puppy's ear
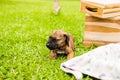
[64,34,70,46]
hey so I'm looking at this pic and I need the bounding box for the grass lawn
[0,0,95,80]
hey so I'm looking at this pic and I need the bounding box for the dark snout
[46,42,53,49]
[46,42,58,50]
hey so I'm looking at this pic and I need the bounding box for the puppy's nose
[46,43,50,47]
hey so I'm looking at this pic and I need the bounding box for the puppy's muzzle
[46,42,58,50]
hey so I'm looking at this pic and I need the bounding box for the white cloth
[61,43,120,80]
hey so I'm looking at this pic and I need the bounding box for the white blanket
[61,43,120,80]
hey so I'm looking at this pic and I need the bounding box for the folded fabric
[60,43,120,80]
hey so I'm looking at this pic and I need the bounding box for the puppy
[46,30,75,60]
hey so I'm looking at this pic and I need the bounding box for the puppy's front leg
[67,51,74,60]
[66,47,74,60]
[50,50,57,59]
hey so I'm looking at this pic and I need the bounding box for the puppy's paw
[49,53,57,59]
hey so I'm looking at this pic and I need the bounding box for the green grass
[0,0,95,80]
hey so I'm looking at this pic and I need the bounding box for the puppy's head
[46,30,69,50]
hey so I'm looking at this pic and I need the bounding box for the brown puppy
[46,30,75,60]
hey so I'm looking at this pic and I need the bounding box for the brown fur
[46,30,75,60]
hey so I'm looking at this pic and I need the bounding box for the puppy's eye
[49,36,52,39]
